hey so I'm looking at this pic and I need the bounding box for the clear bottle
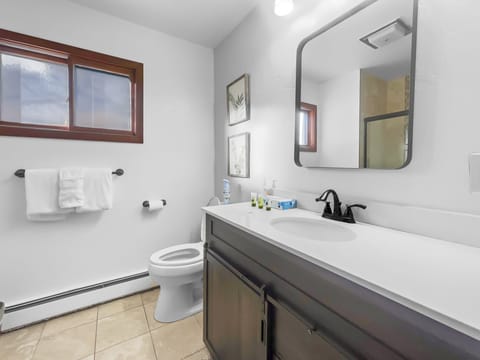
[223,179,231,204]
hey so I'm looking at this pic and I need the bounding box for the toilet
[149,242,204,322]
[149,199,218,322]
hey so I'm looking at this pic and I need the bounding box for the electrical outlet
[469,153,480,192]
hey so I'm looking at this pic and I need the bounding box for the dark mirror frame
[294,0,419,169]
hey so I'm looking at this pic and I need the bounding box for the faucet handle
[344,204,367,223]
[346,204,367,211]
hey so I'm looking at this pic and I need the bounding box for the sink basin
[270,217,355,242]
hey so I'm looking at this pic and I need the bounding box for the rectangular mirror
[295,0,418,169]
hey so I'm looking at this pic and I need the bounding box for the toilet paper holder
[143,200,167,208]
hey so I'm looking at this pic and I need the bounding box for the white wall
[301,71,360,167]
[0,0,214,310]
[214,0,480,241]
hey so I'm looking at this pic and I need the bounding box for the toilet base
[154,282,203,323]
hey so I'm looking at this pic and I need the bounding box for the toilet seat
[150,242,203,267]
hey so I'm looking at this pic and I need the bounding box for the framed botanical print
[228,132,250,178]
[226,74,250,126]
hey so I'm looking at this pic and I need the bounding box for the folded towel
[25,169,74,221]
[76,168,113,213]
[58,168,85,209]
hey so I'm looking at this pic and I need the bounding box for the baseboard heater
[5,271,150,313]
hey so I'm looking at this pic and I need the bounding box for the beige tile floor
[0,288,211,360]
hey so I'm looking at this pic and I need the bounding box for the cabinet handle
[260,319,265,343]
[267,295,359,359]
[259,285,269,346]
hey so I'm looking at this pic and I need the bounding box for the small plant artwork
[229,92,245,111]
[227,74,250,125]
[228,132,250,178]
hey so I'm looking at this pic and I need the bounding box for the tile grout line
[29,321,46,360]
[95,331,152,357]
[40,318,98,340]
[93,307,98,360]
[143,303,159,360]
[95,303,152,355]
[180,317,207,360]
[31,309,98,359]
[183,346,209,360]
[97,303,144,321]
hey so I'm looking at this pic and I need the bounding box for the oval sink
[270,217,355,242]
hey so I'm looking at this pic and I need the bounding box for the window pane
[0,53,69,126]
[298,110,309,146]
[74,66,131,131]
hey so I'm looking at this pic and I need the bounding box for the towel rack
[14,168,125,178]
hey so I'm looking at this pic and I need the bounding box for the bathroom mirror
[295,0,417,169]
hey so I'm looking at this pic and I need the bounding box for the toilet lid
[150,243,203,267]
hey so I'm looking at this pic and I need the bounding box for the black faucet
[315,189,342,218]
[315,189,366,223]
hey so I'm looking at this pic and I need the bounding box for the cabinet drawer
[269,296,348,360]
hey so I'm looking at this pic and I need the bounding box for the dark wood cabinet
[205,249,348,360]
[204,215,480,360]
[205,251,266,360]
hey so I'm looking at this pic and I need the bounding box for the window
[0,29,143,143]
[298,102,317,152]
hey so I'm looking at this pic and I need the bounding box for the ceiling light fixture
[274,0,294,16]
[360,19,412,49]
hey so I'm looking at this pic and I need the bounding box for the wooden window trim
[299,102,317,152]
[0,28,143,143]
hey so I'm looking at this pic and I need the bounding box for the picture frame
[226,74,250,126]
[228,132,250,178]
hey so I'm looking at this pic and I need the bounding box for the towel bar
[14,168,125,178]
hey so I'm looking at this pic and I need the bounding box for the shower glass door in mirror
[295,0,417,169]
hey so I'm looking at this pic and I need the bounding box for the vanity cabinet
[205,249,348,360]
[203,215,480,360]
[205,251,265,360]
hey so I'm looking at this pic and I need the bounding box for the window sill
[0,124,143,143]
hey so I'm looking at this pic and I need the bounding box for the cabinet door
[268,296,353,360]
[205,250,266,360]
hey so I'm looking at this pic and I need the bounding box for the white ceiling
[67,0,259,48]
[302,0,414,83]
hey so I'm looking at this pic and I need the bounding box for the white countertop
[203,202,480,341]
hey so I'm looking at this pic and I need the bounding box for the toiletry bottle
[223,179,231,204]
[264,178,276,196]
[251,192,257,207]
[266,199,271,211]
[258,195,264,209]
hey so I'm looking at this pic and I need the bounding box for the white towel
[25,169,74,221]
[58,168,85,209]
[76,168,113,213]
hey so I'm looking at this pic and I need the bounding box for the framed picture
[227,74,250,126]
[228,132,250,178]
